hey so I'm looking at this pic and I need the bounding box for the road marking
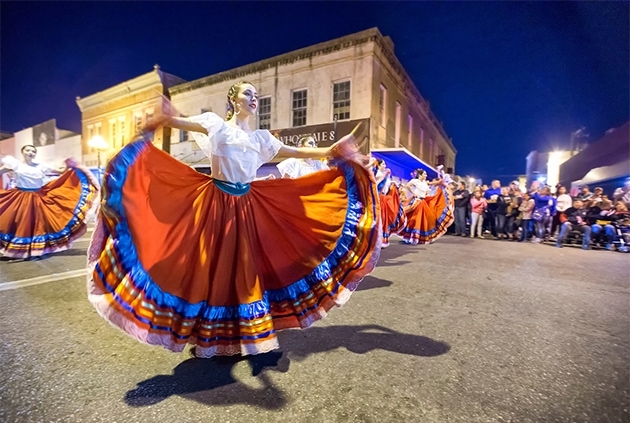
[0,269,86,292]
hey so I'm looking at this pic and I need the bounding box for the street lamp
[88,135,108,180]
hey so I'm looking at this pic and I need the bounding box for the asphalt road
[0,231,628,423]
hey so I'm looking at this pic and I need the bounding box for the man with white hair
[613,179,630,208]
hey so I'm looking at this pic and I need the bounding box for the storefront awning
[370,148,438,181]
[571,158,630,186]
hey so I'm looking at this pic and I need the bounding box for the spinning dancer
[0,145,99,258]
[371,158,406,247]
[87,81,381,358]
[399,168,454,244]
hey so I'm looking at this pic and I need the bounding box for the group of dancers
[0,81,453,359]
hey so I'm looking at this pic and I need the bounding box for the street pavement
[0,229,628,423]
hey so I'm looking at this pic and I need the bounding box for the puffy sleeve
[1,155,20,170]
[258,131,284,164]
[187,112,225,158]
[276,158,296,178]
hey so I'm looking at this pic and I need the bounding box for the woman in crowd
[276,134,329,178]
[518,192,535,242]
[470,188,487,238]
[86,81,381,359]
[531,185,556,243]
[550,185,572,238]
[399,168,453,244]
[0,145,99,259]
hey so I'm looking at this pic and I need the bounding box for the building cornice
[170,28,384,95]
[168,27,455,154]
[76,67,184,111]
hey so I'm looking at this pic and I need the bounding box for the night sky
[1,1,628,182]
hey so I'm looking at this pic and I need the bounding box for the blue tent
[370,148,438,181]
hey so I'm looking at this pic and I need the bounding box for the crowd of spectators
[450,178,630,252]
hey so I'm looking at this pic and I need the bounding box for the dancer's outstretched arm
[277,121,366,160]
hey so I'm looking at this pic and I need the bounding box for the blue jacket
[532,192,557,215]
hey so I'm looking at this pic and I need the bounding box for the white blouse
[188,112,284,184]
[555,194,573,212]
[2,156,53,189]
[277,158,329,179]
[407,179,430,199]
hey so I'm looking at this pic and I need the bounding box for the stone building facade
[75,65,186,168]
[168,28,456,175]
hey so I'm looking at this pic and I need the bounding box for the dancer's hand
[137,93,178,135]
[64,157,79,168]
[328,121,368,158]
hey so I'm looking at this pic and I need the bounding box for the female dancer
[0,145,99,258]
[399,168,454,244]
[371,158,406,247]
[87,81,381,359]
[276,134,329,178]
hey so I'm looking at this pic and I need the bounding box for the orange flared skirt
[87,140,381,358]
[400,185,454,245]
[379,185,406,248]
[0,167,99,258]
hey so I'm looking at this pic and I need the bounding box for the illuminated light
[468,177,476,183]
[87,135,109,180]
[87,135,108,151]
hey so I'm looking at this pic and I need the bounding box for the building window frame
[133,113,143,133]
[332,80,351,121]
[394,101,401,147]
[379,84,387,127]
[292,89,307,127]
[258,96,271,130]
[179,129,190,143]
[109,119,117,148]
[118,116,126,146]
[407,114,413,148]
[145,108,154,126]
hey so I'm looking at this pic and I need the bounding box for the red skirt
[400,185,454,245]
[0,167,99,258]
[379,185,406,248]
[87,140,381,358]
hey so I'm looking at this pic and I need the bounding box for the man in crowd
[556,198,591,250]
[613,179,630,208]
[484,180,501,238]
[453,181,470,236]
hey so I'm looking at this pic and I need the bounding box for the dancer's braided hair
[225,81,253,121]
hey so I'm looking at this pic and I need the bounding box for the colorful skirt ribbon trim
[0,166,99,258]
[400,185,454,245]
[87,139,381,358]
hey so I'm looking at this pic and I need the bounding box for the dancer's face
[231,84,259,117]
[22,146,37,161]
[300,137,316,148]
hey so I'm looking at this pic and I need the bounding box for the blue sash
[212,179,251,196]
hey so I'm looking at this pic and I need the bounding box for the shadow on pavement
[355,276,393,291]
[125,352,289,409]
[125,324,450,409]
[51,248,88,257]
